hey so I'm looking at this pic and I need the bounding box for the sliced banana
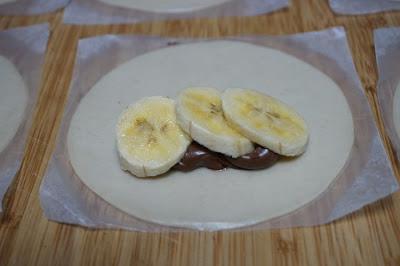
[176,87,254,158]
[116,96,191,177]
[222,88,309,156]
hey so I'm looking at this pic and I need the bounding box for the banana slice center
[120,106,185,162]
[236,95,306,141]
[182,91,244,138]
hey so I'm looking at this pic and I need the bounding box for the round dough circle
[394,83,400,139]
[0,56,28,154]
[68,41,354,229]
[99,0,229,13]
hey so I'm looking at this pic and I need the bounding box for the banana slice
[222,88,309,156]
[116,96,191,177]
[176,87,254,158]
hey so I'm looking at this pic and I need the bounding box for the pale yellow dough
[67,41,355,229]
[99,0,229,13]
[0,56,28,154]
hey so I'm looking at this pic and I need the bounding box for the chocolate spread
[173,142,280,172]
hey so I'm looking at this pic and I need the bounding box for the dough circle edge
[67,41,355,229]
[99,0,230,13]
[0,56,28,154]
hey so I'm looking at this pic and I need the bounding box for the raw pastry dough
[394,83,400,138]
[0,56,28,154]
[99,0,229,13]
[68,41,355,228]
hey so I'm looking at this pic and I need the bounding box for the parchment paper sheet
[375,27,400,165]
[0,0,70,16]
[40,27,399,231]
[63,0,289,25]
[329,0,400,15]
[0,24,49,213]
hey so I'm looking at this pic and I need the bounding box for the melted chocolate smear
[173,142,280,172]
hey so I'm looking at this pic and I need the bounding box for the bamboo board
[0,0,399,265]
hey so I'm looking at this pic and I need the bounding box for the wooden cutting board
[0,0,399,265]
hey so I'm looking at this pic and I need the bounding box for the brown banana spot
[265,111,281,122]
[209,103,222,115]
[161,123,169,133]
[147,135,157,144]
[135,118,154,132]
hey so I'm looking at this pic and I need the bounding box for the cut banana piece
[176,87,254,158]
[222,88,309,156]
[116,96,191,177]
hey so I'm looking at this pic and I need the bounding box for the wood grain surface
[0,0,400,265]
